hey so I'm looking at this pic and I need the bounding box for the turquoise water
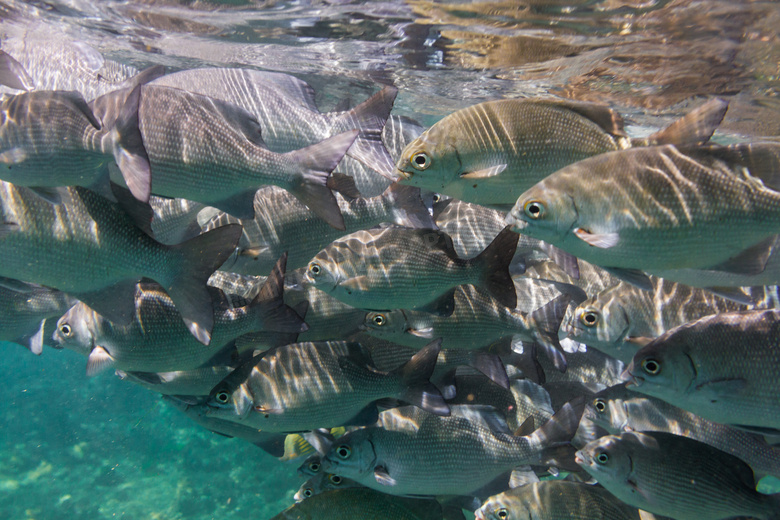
[2,0,780,518]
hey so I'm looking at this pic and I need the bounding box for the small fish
[322,401,583,497]
[583,384,780,481]
[202,182,435,276]
[624,309,780,431]
[576,431,780,520]
[204,340,449,433]
[305,225,518,315]
[110,83,358,228]
[270,488,446,520]
[51,254,305,375]
[397,98,727,210]
[475,480,645,520]
[508,142,780,281]
[0,182,241,344]
[294,473,362,502]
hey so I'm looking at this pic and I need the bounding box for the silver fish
[397,98,727,209]
[51,255,305,375]
[112,83,358,229]
[624,309,780,431]
[305,225,518,314]
[202,182,435,276]
[294,473,362,502]
[507,142,780,282]
[584,384,780,480]
[576,431,780,520]
[0,182,241,343]
[322,402,583,497]
[475,480,644,520]
[204,340,449,433]
[116,366,236,397]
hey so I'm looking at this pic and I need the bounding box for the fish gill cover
[2,1,780,519]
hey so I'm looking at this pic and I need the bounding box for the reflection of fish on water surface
[3,1,780,520]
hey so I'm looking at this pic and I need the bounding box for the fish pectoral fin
[339,275,371,293]
[0,147,27,165]
[694,378,748,399]
[86,346,116,376]
[254,406,284,414]
[573,228,619,249]
[406,327,434,338]
[373,466,397,486]
[600,267,653,291]
[459,164,507,179]
[625,336,654,347]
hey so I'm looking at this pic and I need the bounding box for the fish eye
[59,323,73,337]
[215,390,231,404]
[580,310,599,327]
[336,445,352,459]
[328,475,342,485]
[308,262,322,276]
[303,488,313,498]
[594,398,607,413]
[496,508,508,520]
[596,452,610,464]
[411,151,431,170]
[308,462,321,473]
[432,193,442,203]
[371,313,386,326]
[642,358,661,375]
[523,200,545,219]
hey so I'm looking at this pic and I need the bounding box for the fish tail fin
[0,49,34,91]
[641,98,728,146]
[110,84,153,202]
[394,339,450,416]
[165,223,243,345]
[472,226,520,308]
[249,253,309,333]
[334,85,399,180]
[385,183,438,229]
[525,294,573,372]
[289,130,358,230]
[525,397,586,450]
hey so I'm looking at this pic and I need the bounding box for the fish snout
[574,449,592,467]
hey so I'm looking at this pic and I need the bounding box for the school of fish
[3,34,780,520]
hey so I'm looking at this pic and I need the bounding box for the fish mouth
[474,509,486,520]
[621,368,642,386]
[505,212,527,230]
[574,449,592,467]
[396,168,413,181]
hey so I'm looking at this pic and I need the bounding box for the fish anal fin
[707,236,775,276]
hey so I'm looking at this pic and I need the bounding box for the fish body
[305,225,518,313]
[508,143,780,274]
[584,384,780,480]
[271,488,444,520]
[206,182,434,276]
[51,256,304,375]
[475,480,643,520]
[204,340,448,433]
[149,196,206,245]
[115,84,357,228]
[397,98,727,210]
[117,366,236,397]
[625,309,780,430]
[576,431,780,520]
[322,402,582,497]
[0,182,241,342]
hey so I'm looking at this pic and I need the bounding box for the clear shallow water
[1,0,780,518]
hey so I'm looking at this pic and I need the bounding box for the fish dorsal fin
[699,142,780,191]
[645,98,728,146]
[534,98,626,137]
[110,183,155,237]
[0,50,34,91]
[706,235,776,276]
[61,91,102,130]
[248,70,319,112]
[514,416,535,437]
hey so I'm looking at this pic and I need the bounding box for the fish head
[361,310,407,338]
[568,289,631,354]
[475,491,524,520]
[204,379,254,420]
[574,434,633,485]
[51,303,97,355]
[294,473,324,502]
[297,456,325,478]
[507,185,578,243]
[624,337,695,400]
[304,247,347,293]
[583,391,629,434]
[323,430,376,479]
[395,129,461,189]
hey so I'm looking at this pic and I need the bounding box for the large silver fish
[624,309,780,431]
[148,67,399,182]
[397,98,727,209]
[583,384,780,480]
[203,340,449,433]
[0,182,241,343]
[322,402,583,497]
[202,182,435,276]
[575,431,780,520]
[507,142,780,281]
[112,83,358,229]
[51,255,305,375]
[305,225,519,315]
[475,480,645,520]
